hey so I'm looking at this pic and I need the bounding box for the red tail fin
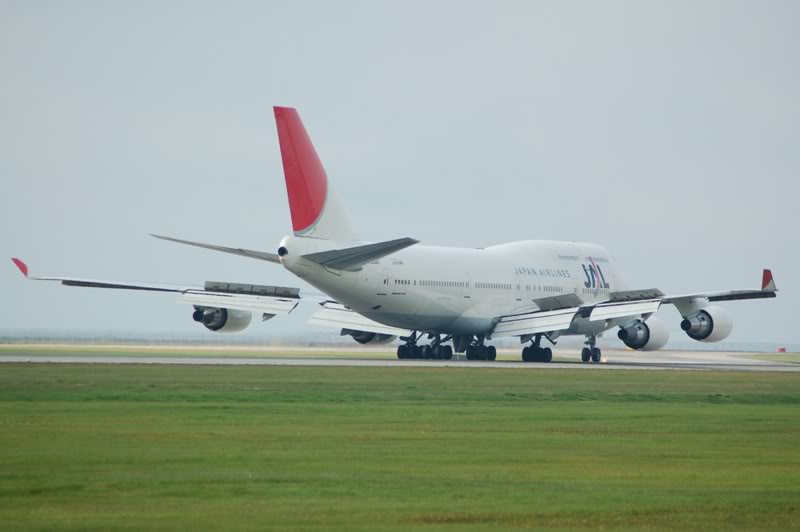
[274,107,353,240]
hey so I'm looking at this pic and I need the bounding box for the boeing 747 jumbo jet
[12,107,778,363]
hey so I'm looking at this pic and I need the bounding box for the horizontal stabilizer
[151,234,280,264]
[301,237,419,271]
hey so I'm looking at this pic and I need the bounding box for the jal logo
[582,259,609,289]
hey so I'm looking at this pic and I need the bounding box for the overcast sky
[1,1,797,347]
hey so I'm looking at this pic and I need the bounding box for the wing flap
[491,308,577,338]
[179,291,299,315]
[589,299,662,322]
[310,302,411,336]
[530,293,584,311]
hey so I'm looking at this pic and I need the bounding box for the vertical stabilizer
[274,107,355,241]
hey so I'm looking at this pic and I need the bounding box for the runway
[0,348,798,372]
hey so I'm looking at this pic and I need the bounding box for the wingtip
[762,269,777,291]
[11,257,29,278]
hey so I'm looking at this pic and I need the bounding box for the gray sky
[1,1,798,346]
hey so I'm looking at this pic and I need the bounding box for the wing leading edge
[10,258,300,317]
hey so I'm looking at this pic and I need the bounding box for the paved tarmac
[0,349,797,372]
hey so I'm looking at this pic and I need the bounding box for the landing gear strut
[465,336,496,361]
[521,334,553,363]
[581,334,602,363]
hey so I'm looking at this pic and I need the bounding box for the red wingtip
[761,269,775,290]
[11,258,29,278]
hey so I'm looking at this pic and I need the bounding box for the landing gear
[465,340,496,361]
[397,342,423,359]
[521,334,553,363]
[423,344,453,360]
[397,333,453,360]
[397,332,422,359]
[582,334,602,364]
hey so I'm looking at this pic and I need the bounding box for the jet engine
[342,329,397,345]
[617,316,669,351]
[681,306,733,342]
[192,307,252,333]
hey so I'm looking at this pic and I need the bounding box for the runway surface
[1,349,798,372]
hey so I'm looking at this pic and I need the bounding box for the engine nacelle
[341,329,397,345]
[681,306,733,342]
[617,316,669,351]
[192,307,252,333]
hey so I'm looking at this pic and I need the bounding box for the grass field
[0,363,798,530]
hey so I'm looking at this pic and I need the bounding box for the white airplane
[12,107,778,363]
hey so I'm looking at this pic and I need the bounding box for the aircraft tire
[543,347,552,363]
[397,345,407,359]
[591,348,601,363]
[581,348,591,363]
[522,346,531,362]
[487,346,497,361]
[443,345,453,360]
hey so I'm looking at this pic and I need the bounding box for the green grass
[0,343,397,359]
[0,364,798,531]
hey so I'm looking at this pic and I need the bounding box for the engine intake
[681,306,732,342]
[617,316,669,351]
[193,307,252,333]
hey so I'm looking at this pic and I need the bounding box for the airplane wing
[309,301,412,336]
[10,258,300,317]
[491,269,776,339]
[663,269,778,304]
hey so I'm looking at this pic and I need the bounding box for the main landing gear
[581,334,602,363]
[397,333,453,360]
[465,342,496,361]
[521,334,553,363]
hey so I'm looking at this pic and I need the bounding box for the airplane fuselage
[279,236,628,337]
